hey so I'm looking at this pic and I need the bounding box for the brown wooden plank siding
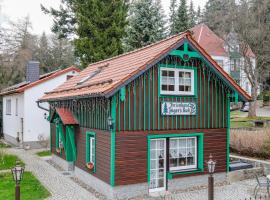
[115,57,230,132]
[115,128,227,186]
[50,124,111,184]
[74,128,111,184]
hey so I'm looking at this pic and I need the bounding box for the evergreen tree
[203,0,237,35]
[124,0,166,51]
[175,0,189,33]
[189,1,196,28]
[169,0,178,35]
[42,0,128,67]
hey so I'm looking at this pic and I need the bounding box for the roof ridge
[86,32,187,68]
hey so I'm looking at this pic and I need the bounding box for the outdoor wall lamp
[207,154,216,200]
[44,112,47,120]
[107,116,114,130]
[11,161,24,200]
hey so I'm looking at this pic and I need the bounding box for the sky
[0,0,207,35]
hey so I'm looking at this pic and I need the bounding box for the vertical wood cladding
[114,57,230,132]
[115,129,227,186]
[74,128,111,184]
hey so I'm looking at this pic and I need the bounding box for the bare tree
[235,0,270,117]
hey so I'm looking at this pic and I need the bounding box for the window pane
[168,85,175,91]
[185,79,191,85]
[179,85,184,91]
[168,71,174,77]
[185,86,191,91]
[185,72,191,78]
[169,137,197,171]
[162,71,167,76]
[179,72,184,77]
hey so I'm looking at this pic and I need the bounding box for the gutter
[37,101,49,111]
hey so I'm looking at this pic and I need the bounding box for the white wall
[23,70,78,142]
[3,94,24,140]
[212,56,230,73]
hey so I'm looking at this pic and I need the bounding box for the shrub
[230,128,270,158]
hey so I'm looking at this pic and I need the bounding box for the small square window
[160,67,195,96]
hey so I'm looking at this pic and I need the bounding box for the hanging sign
[161,102,196,115]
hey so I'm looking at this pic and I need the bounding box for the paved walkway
[6,148,97,200]
[6,148,270,200]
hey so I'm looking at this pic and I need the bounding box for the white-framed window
[6,99,11,115]
[89,137,95,165]
[15,98,18,116]
[160,67,195,96]
[169,137,197,171]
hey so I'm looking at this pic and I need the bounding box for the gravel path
[6,148,97,200]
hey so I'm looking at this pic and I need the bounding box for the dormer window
[160,67,195,96]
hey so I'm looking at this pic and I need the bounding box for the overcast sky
[0,0,207,35]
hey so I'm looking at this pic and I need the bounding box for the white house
[0,61,80,148]
[191,24,255,95]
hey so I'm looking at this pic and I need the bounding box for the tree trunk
[248,85,257,117]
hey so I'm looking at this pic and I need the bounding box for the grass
[36,150,51,157]
[0,172,50,200]
[0,154,24,170]
[0,142,11,148]
[230,110,270,128]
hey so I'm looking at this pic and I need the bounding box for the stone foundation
[52,155,228,199]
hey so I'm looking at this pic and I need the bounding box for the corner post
[110,95,116,186]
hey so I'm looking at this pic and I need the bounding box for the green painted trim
[110,96,116,186]
[226,94,230,172]
[152,68,155,130]
[208,73,210,128]
[139,78,141,130]
[158,70,160,130]
[120,87,126,101]
[147,132,204,182]
[148,71,151,131]
[143,74,146,131]
[134,81,136,130]
[128,85,131,130]
[118,92,121,131]
[86,131,96,173]
[204,70,206,128]
[212,80,214,128]
[158,64,198,98]
[167,169,204,180]
[66,125,77,161]
[124,89,126,131]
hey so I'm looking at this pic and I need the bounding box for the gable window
[6,99,11,115]
[160,67,195,95]
[169,137,197,171]
[86,132,96,172]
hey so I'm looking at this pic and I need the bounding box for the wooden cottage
[39,31,251,199]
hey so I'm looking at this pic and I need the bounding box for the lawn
[0,172,50,200]
[0,141,11,148]
[0,154,24,170]
[36,150,51,157]
[230,110,270,128]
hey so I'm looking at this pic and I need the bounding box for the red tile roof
[40,31,251,102]
[190,23,255,58]
[0,66,80,96]
[55,107,78,125]
[190,24,228,57]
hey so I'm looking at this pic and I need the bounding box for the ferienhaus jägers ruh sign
[161,102,196,115]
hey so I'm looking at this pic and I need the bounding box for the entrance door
[149,138,166,192]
